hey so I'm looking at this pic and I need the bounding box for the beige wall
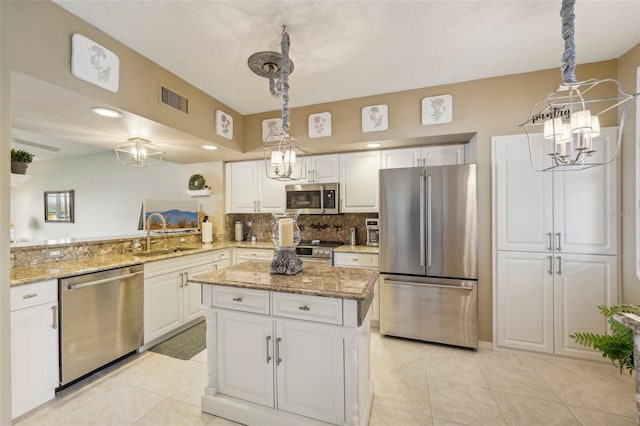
[618,44,640,304]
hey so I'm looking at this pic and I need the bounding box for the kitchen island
[189,261,377,426]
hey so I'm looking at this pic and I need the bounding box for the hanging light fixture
[520,0,636,172]
[115,137,164,167]
[248,26,306,181]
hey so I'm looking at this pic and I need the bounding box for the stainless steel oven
[285,183,339,214]
[295,240,341,265]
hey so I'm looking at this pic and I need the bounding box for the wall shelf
[186,189,211,197]
[11,173,31,187]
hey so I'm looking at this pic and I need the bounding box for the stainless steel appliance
[365,218,379,247]
[379,164,478,348]
[295,240,342,265]
[59,265,144,386]
[285,183,339,214]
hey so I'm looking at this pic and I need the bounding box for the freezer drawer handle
[298,305,311,311]
[66,271,143,290]
[385,279,474,291]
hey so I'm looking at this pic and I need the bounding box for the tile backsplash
[225,213,378,245]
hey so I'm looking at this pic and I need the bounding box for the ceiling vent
[160,86,189,113]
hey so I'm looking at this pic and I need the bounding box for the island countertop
[189,261,378,325]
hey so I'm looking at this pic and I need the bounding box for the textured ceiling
[52,0,640,115]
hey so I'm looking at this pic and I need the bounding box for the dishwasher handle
[66,271,143,290]
[384,279,475,291]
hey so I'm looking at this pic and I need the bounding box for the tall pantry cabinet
[492,128,619,361]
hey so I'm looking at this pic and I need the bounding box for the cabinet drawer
[272,292,343,325]
[236,248,273,260]
[212,249,230,262]
[145,252,211,277]
[11,280,58,311]
[334,253,379,268]
[211,286,269,314]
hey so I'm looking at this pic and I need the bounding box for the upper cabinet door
[380,148,421,169]
[493,134,553,252]
[421,145,465,166]
[553,127,618,255]
[258,161,286,213]
[226,161,259,213]
[308,154,340,183]
[340,151,381,213]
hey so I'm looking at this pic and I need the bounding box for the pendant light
[115,137,164,167]
[520,0,636,172]
[249,26,306,181]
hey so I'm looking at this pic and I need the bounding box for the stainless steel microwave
[285,183,339,214]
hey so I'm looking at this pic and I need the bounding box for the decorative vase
[271,213,301,248]
[11,161,28,175]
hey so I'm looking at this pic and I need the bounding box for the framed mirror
[44,190,75,223]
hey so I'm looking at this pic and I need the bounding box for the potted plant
[571,304,640,374]
[11,149,34,174]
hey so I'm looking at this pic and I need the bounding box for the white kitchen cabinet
[380,144,465,169]
[493,129,619,360]
[493,129,617,255]
[340,151,381,213]
[143,252,213,344]
[225,161,286,213]
[202,287,371,425]
[334,252,379,326]
[211,248,231,270]
[304,154,340,183]
[10,280,59,418]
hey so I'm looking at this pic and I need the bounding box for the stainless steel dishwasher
[59,265,143,386]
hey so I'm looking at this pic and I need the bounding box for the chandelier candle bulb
[279,218,294,247]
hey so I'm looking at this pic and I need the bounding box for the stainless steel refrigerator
[379,164,478,348]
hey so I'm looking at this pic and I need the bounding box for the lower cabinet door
[553,254,618,360]
[496,251,554,353]
[183,264,212,323]
[144,272,182,344]
[217,311,275,407]
[275,319,344,424]
[11,302,59,418]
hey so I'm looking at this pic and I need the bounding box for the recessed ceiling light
[91,107,123,118]
[366,143,381,148]
[202,145,218,151]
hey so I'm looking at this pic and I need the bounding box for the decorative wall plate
[421,95,453,125]
[308,112,332,138]
[362,104,388,132]
[71,34,120,93]
[215,110,233,140]
[262,118,283,142]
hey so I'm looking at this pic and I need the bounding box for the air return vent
[161,86,189,113]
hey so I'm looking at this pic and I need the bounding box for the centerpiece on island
[270,213,303,275]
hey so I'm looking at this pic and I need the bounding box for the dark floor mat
[149,321,206,360]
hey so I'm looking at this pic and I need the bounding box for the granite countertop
[189,261,377,326]
[334,245,379,254]
[10,241,276,286]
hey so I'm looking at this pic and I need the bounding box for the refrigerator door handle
[419,174,425,267]
[320,185,324,213]
[427,175,432,269]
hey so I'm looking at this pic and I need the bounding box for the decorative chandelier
[115,137,164,167]
[520,0,636,172]
[249,26,306,181]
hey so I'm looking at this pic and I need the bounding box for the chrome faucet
[146,212,167,252]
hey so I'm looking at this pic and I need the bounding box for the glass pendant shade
[115,137,164,167]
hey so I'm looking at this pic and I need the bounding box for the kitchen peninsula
[189,261,377,426]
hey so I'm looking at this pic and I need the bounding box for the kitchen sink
[134,246,201,257]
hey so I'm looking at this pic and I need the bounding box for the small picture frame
[362,104,388,133]
[215,110,233,140]
[421,95,453,125]
[262,118,283,142]
[308,112,332,138]
[71,34,120,93]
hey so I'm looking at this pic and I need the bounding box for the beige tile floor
[14,330,637,426]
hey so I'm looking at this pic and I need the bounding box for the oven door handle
[66,271,143,290]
